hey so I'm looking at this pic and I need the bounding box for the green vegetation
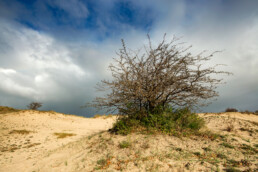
[224,167,241,172]
[240,144,258,154]
[119,140,131,149]
[110,107,205,136]
[95,156,112,170]
[202,147,212,152]
[220,142,235,149]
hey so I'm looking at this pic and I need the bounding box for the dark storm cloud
[0,0,258,116]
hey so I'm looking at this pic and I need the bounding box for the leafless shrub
[224,116,236,132]
[226,121,235,132]
[225,108,238,112]
[27,102,42,110]
[89,34,231,116]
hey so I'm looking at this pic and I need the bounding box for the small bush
[96,158,108,169]
[97,158,107,166]
[119,140,131,149]
[110,107,205,136]
[225,117,236,132]
[225,108,238,112]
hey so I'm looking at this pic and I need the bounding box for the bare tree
[27,102,42,110]
[90,34,231,117]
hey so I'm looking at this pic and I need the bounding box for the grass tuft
[119,140,131,149]
[220,142,234,149]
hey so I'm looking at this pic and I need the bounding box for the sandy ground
[0,108,257,172]
[0,109,116,172]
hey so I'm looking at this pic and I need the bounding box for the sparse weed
[175,148,183,152]
[95,157,111,170]
[240,144,258,154]
[226,159,240,167]
[141,142,150,149]
[223,116,236,132]
[216,153,227,159]
[220,142,234,149]
[195,130,222,141]
[193,152,201,157]
[97,158,106,166]
[224,167,241,172]
[202,147,212,152]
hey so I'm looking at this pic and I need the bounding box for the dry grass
[0,106,20,114]
[225,116,236,132]
[23,143,41,148]
[93,114,115,119]
[93,114,102,118]
[54,132,76,139]
[81,130,257,171]
[9,129,32,135]
[69,113,257,172]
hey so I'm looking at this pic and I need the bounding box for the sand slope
[0,108,257,172]
[0,109,116,172]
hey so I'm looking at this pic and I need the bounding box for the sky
[0,0,258,117]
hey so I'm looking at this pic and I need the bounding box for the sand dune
[0,107,257,171]
[0,108,116,172]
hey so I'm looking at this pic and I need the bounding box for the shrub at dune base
[110,107,205,136]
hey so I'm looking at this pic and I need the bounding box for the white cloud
[0,68,16,75]
[0,20,89,103]
[0,72,38,98]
